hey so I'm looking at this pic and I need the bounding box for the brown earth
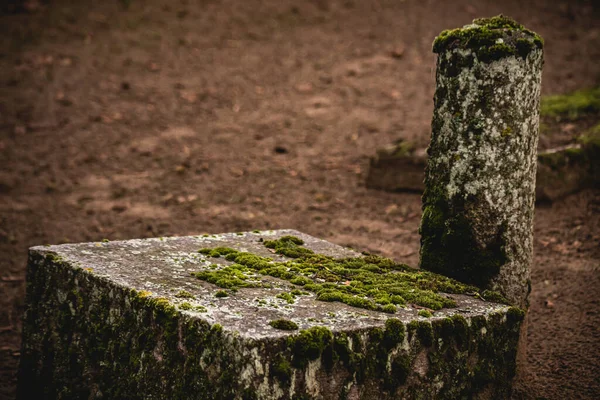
[1,0,599,399]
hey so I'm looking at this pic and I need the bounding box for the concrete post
[419,16,544,308]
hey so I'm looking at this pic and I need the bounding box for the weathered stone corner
[18,230,524,399]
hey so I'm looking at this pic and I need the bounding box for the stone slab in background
[18,230,523,399]
[365,139,428,194]
[366,136,600,203]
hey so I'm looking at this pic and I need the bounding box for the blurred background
[1,0,599,399]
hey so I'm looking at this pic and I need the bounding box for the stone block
[18,230,524,399]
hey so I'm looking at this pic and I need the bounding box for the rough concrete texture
[18,230,524,399]
[420,17,544,308]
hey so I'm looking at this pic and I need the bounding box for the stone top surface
[432,15,543,62]
[32,229,509,340]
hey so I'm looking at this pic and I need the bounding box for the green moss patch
[540,87,600,120]
[420,187,508,290]
[194,236,490,313]
[537,123,600,180]
[269,319,299,331]
[433,15,542,63]
[175,290,194,299]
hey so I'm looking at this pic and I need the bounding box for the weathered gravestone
[18,15,541,400]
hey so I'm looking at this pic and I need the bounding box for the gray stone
[18,230,524,399]
[419,16,544,308]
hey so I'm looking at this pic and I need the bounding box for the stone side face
[18,238,524,400]
[365,141,427,193]
[420,18,544,308]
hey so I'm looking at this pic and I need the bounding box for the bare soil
[1,1,599,399]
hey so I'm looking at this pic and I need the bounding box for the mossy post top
[433,15,543,62]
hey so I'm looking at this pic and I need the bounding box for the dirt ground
[1,0,599,399]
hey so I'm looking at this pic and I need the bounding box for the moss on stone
[20,252,256,399]
[175,290,195,299]
[418,309,433,318]
[271,356,293,383]
[540,87,600,120]
[21,236,529,398]
[380,304,397,314]
[383,318,405,348]
[269,319,299,331]
[287,326,333,368]
[506,307,526,325]
[480,290,509,304]
[420,188,508,288]
[433,15,543,63]
[276,293,295,304]
[195,236,486,313]
[580,123,600,145]
[375,139,417,159]
[407,320,434,347]
[264,236,315,258]
[214,290,229,298]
